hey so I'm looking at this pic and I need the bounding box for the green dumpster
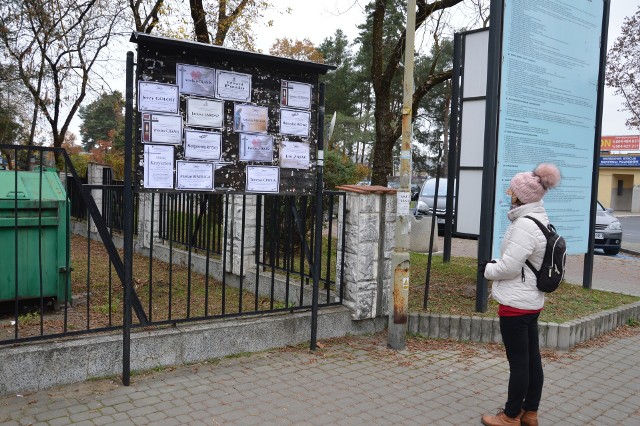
[0,169,71,304]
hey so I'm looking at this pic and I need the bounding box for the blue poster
[492,0,605,257]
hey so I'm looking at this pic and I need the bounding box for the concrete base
[0,306,386,397]
[409,215,438,253]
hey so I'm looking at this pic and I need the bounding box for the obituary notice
[141,113,182,145]
[176,64,216,97]
[281,80,312,110]
[138,81,179,114]
[143,145,174,189]
[215,70,252,101]
[279,140,310,169]
[280,109,310,138]
[176,161,214,190]
[183,130,222,161]
[233,104,268,133]
[239,133,274,162]
[186,97,224,128]
[246,166,280,193]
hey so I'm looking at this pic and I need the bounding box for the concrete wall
[0,307,386,396]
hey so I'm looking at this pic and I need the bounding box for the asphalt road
[620,216,640,244]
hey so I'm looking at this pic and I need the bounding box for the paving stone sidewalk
[1,327,639,426]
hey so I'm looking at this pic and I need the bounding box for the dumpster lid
[0,170,66,201]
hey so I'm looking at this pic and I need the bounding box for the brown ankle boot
[481,410,521,426]
[520,411,538,426]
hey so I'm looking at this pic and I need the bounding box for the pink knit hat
[510,163,561,204]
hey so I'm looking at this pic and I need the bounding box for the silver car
[595,201,622,255]
[414,178,455,228]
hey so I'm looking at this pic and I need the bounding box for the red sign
[601,135,640,151]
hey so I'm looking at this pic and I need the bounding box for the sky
[600,0,639,136]
[72,0,640,140]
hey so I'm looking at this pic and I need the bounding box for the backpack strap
[524,215,550,237]
[522,215,549,276]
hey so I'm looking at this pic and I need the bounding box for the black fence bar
[2,143,346,345]
[0,144,141,346]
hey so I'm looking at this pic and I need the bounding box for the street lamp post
[388,0,416,350]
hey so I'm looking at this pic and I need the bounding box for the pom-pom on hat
[510,163,561,204]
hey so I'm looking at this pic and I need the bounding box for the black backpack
[522,215,567,293]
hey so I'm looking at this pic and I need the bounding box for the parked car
[595,201,622,255]
[414,178,455,231]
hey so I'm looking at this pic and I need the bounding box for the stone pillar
[336,185,397,320]
[137,193,161,248]
[87,163,107,234]
[224,194,257,276]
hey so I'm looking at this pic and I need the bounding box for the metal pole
[388,0,416,350]
[310,82,325,350]
[476,0,504,313]
[584,0,610,289]
[122,51,135,386]
[444,33,463,263]
[423,148,442,309]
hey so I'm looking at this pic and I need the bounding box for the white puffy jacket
[484,201,548,310]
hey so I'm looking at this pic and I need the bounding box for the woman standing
[481,163,561,426]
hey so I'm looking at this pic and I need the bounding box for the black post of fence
[122,51,135,386]
[310,83,325,350]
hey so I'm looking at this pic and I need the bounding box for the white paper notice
[281,81,312,110]
[239,133,274,162]
[176,64,216,97]
[233,104,268,133]
[186,97,224,128]
[141,113,182,144]
[215,70,252,101]
[144,145,174,189]
[397,192,411,216]
[280,140,310,169]
[184,130,222,161]
[280,109,310,138]
[138,81,179,113]
[246,166,280,193]
[176,161,214,190]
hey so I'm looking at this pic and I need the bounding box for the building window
[617,179,623,196]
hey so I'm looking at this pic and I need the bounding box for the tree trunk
[370,98,397,185]
[190,0,211,43]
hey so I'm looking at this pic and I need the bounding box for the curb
[621,247,640,256]
[407,301,640,351]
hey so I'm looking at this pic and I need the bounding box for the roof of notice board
[130,32,337,74]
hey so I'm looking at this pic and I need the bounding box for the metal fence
[0,146,346,346]
[157,192,225,254]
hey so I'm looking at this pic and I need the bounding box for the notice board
[130,32,335,195]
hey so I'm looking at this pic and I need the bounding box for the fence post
[336,186,396,320]
[87,163,106,235]
[122,51,135,387]
[138,193,160,248]
[225,194,257,276]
